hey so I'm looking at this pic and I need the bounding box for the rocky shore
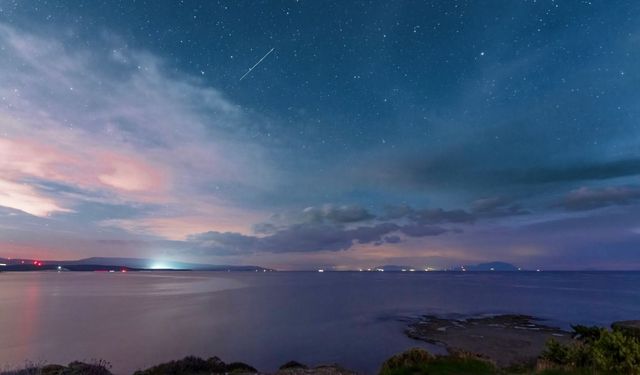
[405,314,572,367]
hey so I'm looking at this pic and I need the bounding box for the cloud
[381,204,414,220]
[186,220,449,255]
[179,202,478,255]
[0,23,273,229]
[0,138,170,203]
[509,159,640,185]
[398,224,448,237]
[0,178,72,217]
[471,197,530,217]
[411,208,475,224]
[383,235,402,244]
[378,155,640,192]
[382,205,475,224]
[252,222,279,234]
[559,186,640,211]
[96,152,168,192]
[99,200,264,241]
[302,204,374,223]
[188,223,395,254]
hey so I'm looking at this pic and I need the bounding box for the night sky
[1,1,639,270]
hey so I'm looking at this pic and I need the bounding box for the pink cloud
[0,178,72,217]
[96,152,169,193]
[0,23,276,239]
[0,137,77,181]
[0,137,170,215]
[101,201,264,240]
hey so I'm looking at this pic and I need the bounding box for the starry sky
[1,0,639,270]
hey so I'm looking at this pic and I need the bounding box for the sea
[0,271,639,374]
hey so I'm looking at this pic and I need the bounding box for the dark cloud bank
[558,186,640,211]
[183,184,640,256]
[184,200,529,255]
[386,157,640,191]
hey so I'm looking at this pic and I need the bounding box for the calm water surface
[1,271,639,374]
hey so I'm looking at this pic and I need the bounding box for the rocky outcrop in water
[405,314,572,366]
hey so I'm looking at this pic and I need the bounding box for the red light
[121,269,127,273]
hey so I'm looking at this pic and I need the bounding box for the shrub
[379,348,433,374]
[61,360,112,375]
[379,348,496,375]
[565,343,592,369]
[1,361,112,375]
[591,330,640,374]
[279,361,308,370]
[541,339,570,365]
[542,327,640,374]
[205,357,226,373]
[224,362,257,373]
[133,356,256,375]
[133,356,210,375]
[570,325,602,344]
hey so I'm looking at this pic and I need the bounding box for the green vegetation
[379,348,497,375]
[379,340,640,375]
[2,360,112,375]
[132,356,256,375]
[540,325,640,374]
[278,361,308,370]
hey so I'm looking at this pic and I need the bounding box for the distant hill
[64,257,272,271]
[0,264,142,272]
[0,256,273,272]
[461,261,520,271]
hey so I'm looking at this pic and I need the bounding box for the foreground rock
[406,314,572,367]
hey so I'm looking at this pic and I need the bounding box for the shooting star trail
[239,48,275,81]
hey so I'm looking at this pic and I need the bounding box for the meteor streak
[239,48,275,81]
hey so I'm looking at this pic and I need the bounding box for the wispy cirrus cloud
[0,178,72,217]
[0,24,274,234]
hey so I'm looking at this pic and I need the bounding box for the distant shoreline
[2,268,639,273]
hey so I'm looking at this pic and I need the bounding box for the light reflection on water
[0,271,639,374]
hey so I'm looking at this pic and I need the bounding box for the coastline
[405,314,572,367]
